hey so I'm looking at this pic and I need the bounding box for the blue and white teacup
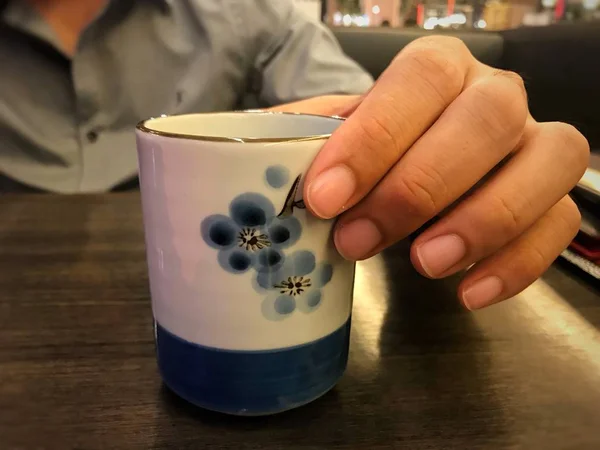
[135,112,355,415]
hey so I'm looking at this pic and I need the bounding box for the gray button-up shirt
[0,0,373,193]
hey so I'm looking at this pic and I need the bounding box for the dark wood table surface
[1,193,599,449]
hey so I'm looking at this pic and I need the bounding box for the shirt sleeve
[246,0,374,106]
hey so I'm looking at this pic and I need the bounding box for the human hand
[269,36,589,310]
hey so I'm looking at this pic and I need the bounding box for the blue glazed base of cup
[155,318,351,416]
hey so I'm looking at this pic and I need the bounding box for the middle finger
[334,71,528,260]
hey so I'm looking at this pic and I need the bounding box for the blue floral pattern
[200,167,333,320]
[256,251,333,321]
[201,193,300,274]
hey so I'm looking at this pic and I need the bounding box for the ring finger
[458,195,581,310]
[409,121,588,279]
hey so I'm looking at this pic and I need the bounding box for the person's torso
[0,0,254,192]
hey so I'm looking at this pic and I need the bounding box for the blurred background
[296,0,600,30]
[291,0,599,155]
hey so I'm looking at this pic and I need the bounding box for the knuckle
[555,197,582,238]
[520,241,551,279]
[520,198,580,279]
[409,35,470,57]
[355,112,402,157]
[391,169,442,219]
[566,205,582,238]
[468,77,528,141]
[401,46,464,104]
[547,123,590,175]
[490,194,523,238]
[493,70,526,96]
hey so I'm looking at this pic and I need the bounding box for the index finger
[303,37,476,219]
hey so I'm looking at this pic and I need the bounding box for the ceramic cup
[135,112,355,416]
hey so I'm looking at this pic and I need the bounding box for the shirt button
[86,130,99,143]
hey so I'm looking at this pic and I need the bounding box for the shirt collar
[1,0,171,54]
[1,1,59,49]
[1,0,171,23]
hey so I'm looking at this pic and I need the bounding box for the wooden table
[1,193,599,449]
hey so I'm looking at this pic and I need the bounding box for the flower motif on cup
[201,166,334,320]
[201,192,301,274]
[255,250,333,321]
[238,228,271,252]
[274,276,312,297]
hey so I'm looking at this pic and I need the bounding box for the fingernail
[462,276,504,310]
[307,165,356,219]
[335,219,382,260]
[416,234,466,277]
